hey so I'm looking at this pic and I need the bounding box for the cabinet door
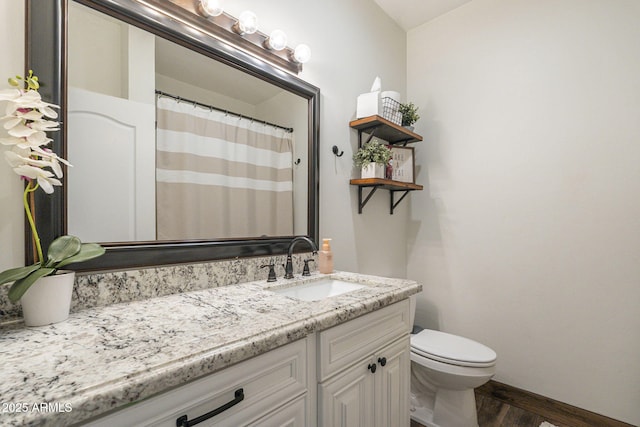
[319,362,375,427]
[375,337,410,427]
[318,300,410,381]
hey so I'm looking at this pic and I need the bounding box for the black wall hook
[294,158,301,165]
[332,145,344,157]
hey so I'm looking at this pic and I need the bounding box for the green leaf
[55,243,105,268]
[45,235,82,267]
[8,268,55,303]
[0,264,41,286]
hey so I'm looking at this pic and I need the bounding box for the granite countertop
[0,271,421,426]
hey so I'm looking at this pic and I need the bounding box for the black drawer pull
[176,388,244,427]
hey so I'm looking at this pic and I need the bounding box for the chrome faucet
[284,236,318,279]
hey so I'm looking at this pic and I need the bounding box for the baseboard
[476,380,634,427]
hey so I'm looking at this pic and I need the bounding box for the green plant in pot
[353,138,392,179]
[399,102,420,129]
[0,71,105,325]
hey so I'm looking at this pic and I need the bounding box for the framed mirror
[25,0,320,271]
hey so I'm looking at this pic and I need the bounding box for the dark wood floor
[474,392,564,427]
[410,381,634,427]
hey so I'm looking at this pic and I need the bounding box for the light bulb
[265,29,287,51]
[236,10,258,35]
[198,0,223,17]
[293,44,311,64]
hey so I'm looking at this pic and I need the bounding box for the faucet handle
[260,264,277,282]
[302,258,314,276]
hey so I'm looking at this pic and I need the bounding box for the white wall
[407,0,640,424]
[0,2,25,274]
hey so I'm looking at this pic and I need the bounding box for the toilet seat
[411,329,497,368]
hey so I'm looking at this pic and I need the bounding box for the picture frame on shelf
[390,146,415,183]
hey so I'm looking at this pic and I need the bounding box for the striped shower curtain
[156,96,294,240]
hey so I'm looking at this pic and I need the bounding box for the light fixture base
[161,0,304,74]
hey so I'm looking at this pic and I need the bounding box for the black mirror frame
[25,0,320,271]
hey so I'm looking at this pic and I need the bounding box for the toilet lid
[411,329,497,367]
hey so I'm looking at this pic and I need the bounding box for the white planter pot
[21,271,75,327]
[361,162,385,179]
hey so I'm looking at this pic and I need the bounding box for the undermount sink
[271,278,366,301]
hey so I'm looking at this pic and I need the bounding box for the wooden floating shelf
[350,179,423,214]
[349,117,424,214]
[349,178,423,191]
[349,115,422,145]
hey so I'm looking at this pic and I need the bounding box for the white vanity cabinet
[317,300,411,427]
[86,338,311,427]
[83,299,413,427]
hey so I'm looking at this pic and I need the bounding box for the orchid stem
[23,181,43,264]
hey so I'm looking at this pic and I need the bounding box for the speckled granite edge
[0,253,315,323]
[33,317,317,427]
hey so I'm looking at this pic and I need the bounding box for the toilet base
[410,404,436,427]
[410,388,479,427]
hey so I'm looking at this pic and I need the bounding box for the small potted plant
[399,102,420,131]
[353,138,392,179]
[0,71,105,326]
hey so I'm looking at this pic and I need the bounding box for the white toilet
[409,297,497,427]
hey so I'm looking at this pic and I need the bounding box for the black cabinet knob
[378,357,387,366]
[368,363,377,374]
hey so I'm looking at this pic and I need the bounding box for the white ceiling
[373,0,472,31]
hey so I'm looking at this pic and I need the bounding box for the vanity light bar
[144,0,309,73]
[191,0,311,71]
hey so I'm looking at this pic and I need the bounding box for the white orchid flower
[38,104,59,119]
[3,89,59,119]
[0,136,22,146]
[5,144,70,181]
[1,76,67,194]
[32,145,71,165]
[7,145,31,158]
[31,146,72,178]
[4,149,51,170]
[2,116,23,129]
[6,147,58,166]
[7,123,36,138]
[13,163,61,194]
[26,130,49,146]
[0,88,21,101]
[15,109,43,121]
[4,148,29,167]
[29,120,59,132]
[0,93,59,151]
[0,135,52,150]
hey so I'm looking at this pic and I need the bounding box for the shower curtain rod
[156,90,294,133]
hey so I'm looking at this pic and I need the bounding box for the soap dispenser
[318,238,334,274]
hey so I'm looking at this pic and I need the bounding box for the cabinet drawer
[86,338,308,427]
[246,395,307,427]
[318,300,410,381]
